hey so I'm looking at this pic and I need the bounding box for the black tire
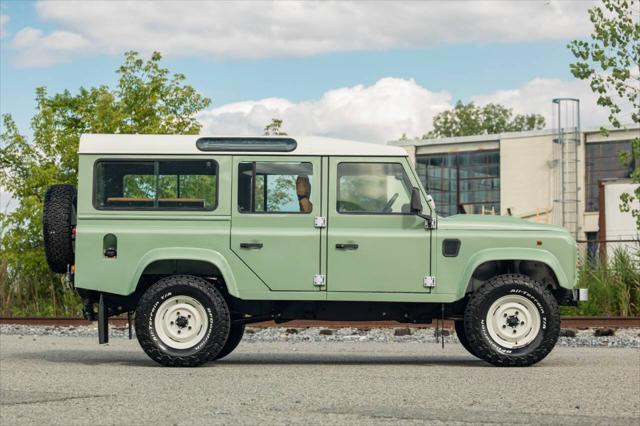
[135,275,231,367]
[211,323,245,361]
[454,320,479,358]
[463,274,560,367]
[43,184,77,273]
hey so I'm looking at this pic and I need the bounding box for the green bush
[0,51,210,318]
[562,245,640,317]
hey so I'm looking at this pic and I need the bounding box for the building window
[415,150,500,216]
[585,141,634,212]
[585,231,599,264]
[336,162,413,214]
[238,162,313,213]
[94,160,218,210]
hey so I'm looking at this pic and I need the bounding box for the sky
[0,0,631,150]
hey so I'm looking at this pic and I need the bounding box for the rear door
[231,156,323,292]
[327,157,432,293]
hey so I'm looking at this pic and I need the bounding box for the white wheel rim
[154,296,209,350]
[486,295,541,349]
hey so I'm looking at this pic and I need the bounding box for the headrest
[296,176,311,197]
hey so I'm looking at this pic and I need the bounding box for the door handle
[240,242,263,249]
[336,243,358,250]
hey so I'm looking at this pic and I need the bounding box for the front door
[327,157,432,293]
[231,156,322,292]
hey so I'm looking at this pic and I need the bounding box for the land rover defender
[43,134,587,367]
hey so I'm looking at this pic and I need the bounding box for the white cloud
[198,78,452,143]
[199,76,628,143]
[472,77,635,129]
[10,26,91,67]
[6,0,597,66]
[0,14,8,39]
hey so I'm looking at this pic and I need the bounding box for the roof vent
[196,137,297,152]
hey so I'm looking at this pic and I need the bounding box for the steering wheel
[382,193,399,213]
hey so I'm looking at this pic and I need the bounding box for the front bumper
[572,288,589,302]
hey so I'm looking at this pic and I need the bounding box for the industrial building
[389,100,639,245]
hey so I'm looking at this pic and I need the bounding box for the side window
[337,162,412,214]
[238,162,313,214]
[94,160,218,210]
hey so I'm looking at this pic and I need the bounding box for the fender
[130,247,239,297]
[458,247,569,299]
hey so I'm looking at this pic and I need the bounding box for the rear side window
[94,160,218,210]
[237,162,313,214]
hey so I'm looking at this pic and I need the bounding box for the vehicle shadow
[218,353,487,367]
[14,349,494,368]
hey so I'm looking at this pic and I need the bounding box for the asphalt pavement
[1,334,639,425]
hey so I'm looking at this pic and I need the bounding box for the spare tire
[43,184,77,273]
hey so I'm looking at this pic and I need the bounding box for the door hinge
[423,276,436,288]
[313,274,326,287]
[425,216,437,229]
[314,216,327,228]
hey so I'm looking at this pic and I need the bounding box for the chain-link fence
[576,239,639,268]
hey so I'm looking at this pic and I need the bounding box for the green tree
[257,118,293,211]
[264,118,287,135]
[0,51,211,316]
[423,101,546,139]
[568,0,640,228]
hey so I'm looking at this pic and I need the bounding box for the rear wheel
[135,275,230,367]
[211,323,245,361]
[464,274,560,367]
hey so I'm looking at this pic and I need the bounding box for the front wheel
[464,274,560,367]
[454,320,479,359]
[135,275,231,367]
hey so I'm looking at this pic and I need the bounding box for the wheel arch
[461,248,569,297]
[131,248,239,297]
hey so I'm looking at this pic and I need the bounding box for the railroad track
[1,317,639,328]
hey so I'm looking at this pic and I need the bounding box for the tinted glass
[238,162,313,213]
[415,150,500,216]
[197,137,296,152]
[585,141,633,212]
[337,163,412,214]
[95,160,217,210]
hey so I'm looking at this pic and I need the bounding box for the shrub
[562,245,640,316]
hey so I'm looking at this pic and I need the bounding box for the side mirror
[410,187,435,229]
[410,187,423,213]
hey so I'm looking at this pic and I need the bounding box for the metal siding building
[389,126,640,241]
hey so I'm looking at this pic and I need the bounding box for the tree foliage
[423,101,546,139]
[264,118,287,136]
[568,0,640,228]
[0,51,211,316]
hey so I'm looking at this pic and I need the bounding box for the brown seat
[296,176,313,213]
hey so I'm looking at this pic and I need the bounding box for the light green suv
[43,134,587,367]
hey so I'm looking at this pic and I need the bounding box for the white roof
[79,134,407,157]
[389,124,640,147]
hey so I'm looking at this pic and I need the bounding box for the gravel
[2,324,639,348]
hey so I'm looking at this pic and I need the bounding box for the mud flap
[98,294,109,344]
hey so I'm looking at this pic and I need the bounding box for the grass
[0,259,83,317]
[561,245,640,316]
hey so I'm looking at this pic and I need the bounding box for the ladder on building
[552,98,581,239]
